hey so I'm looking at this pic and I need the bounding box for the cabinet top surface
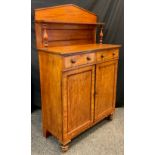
[38,44,121,55]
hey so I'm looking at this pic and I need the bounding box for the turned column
[99,25,103,44]
[60,144,69,152]
[107,113,114,120]
[42,24,48,47]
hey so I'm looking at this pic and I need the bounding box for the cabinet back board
[34,4,102,48]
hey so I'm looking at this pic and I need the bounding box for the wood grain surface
[35,4,121,151]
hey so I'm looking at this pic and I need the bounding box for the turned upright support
[99,25,103,44]
[42,24,48,47]
[43,128,50,138]
[60,144,69,152]
[107,113,114,120]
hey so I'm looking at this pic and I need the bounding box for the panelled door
[62,66,95,139]
[94,60,118,122]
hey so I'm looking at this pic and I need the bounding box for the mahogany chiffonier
[34,4,121,152]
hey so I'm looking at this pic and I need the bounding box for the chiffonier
[35,4,121,152]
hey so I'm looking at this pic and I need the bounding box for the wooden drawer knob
[101,55,104,58]
[113,53,115,56]
[86,57,91,61]
[70,59,76,64]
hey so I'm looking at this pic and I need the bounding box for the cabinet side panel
[38,52,62,141]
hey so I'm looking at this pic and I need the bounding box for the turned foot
[43,128,50,138]
[60,144,69,152]
[107,114,114,120]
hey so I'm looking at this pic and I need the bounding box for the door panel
[95,60,118,121]
[62,66,94,138]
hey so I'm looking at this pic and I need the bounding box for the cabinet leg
[60,144,69,152]
[107,114,114,120]
[43,128,50,138]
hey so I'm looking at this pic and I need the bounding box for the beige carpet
[31,108,124,155]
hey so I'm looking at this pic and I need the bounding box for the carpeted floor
[31,108,124,155]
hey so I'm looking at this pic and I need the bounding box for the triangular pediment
[35,4,97,23]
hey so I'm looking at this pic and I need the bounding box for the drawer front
[96,49,119,62]
[63,53,95,69]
